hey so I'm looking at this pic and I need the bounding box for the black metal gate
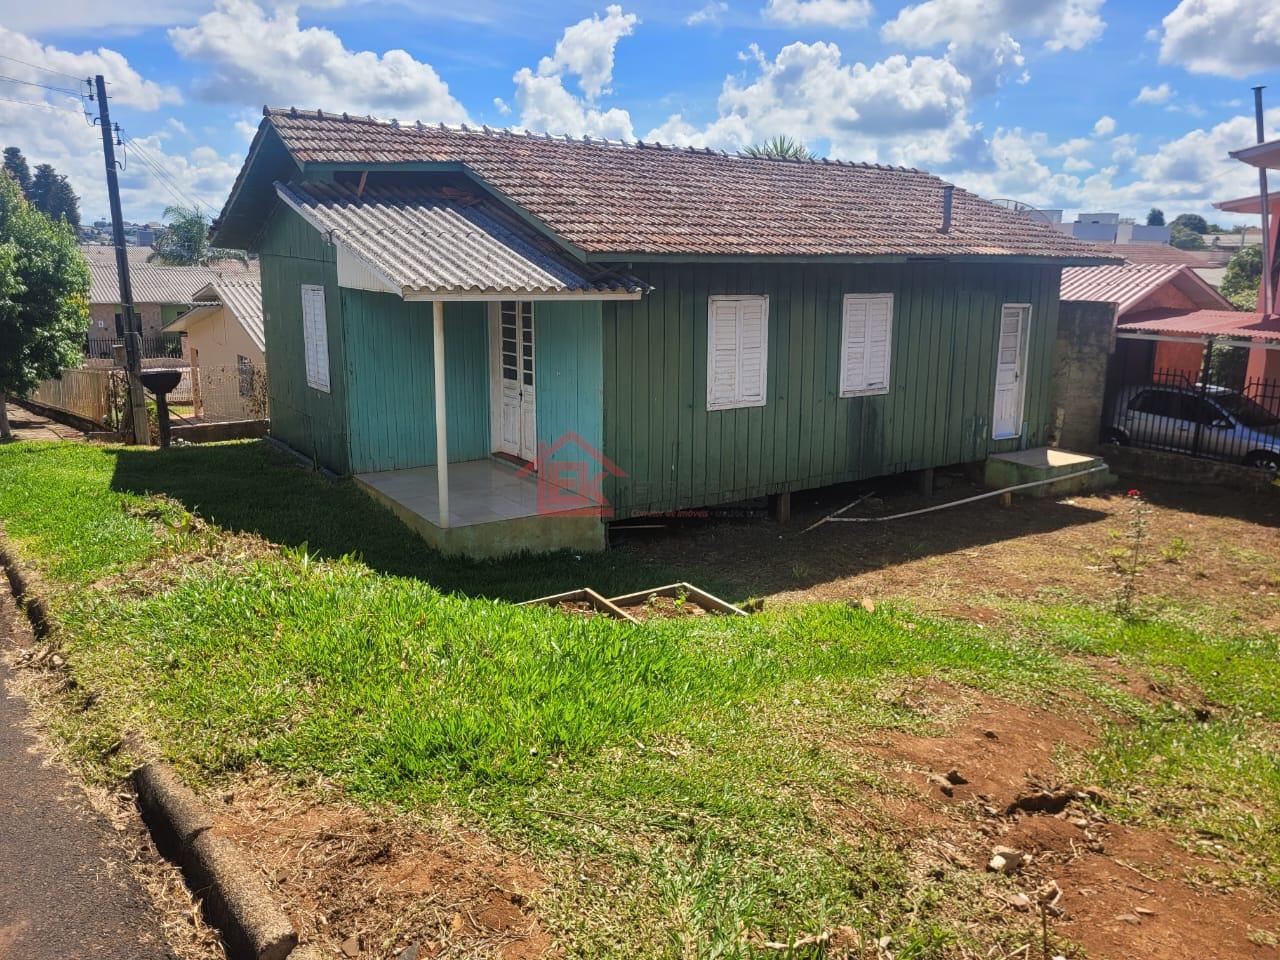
[1103,340,1280,469]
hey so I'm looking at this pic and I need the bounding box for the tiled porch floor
[355,457,597,528]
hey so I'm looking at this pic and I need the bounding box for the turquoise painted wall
[535,300,604,463]
[342,291,489,473]
[602,261,1062,519]
[258,203,350,473]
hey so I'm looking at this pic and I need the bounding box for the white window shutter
[706,295,769,410]
[840,294,893,397]
[301,284,330,393]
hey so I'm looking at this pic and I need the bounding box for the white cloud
[1092,115,1116,136]
[946,109,1280,224]
[0,0,208,33]
[1135,82,1173,105]
[686,1,729,25]
[882,0,1105,51]
[510,6,639,140]
[763,0,873,29]
[647,41,980,168]
[1159,0,1280,77]
[534,4,638,100]
[493,96,512,115]
[1062,156,1093,172]
[169,0,468,122]
[0,26,180,110]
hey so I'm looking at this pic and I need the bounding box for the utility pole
[93,74,150,444]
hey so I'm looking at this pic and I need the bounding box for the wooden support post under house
[917,467,935,497]
[769,491,791,525]
[999,491,1014,508]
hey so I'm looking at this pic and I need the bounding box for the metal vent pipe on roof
[938,184,954,234]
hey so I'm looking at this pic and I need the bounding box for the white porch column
[433,299,450,527]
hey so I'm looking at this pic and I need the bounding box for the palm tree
[742,135,815,161]
[148,205,246,266]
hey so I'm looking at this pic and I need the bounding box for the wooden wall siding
[343,291,490,473]
[602,261,1061,518]
[534,300,604,464]
[259,204,351,473]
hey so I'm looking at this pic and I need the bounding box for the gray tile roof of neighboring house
[80,244,255,306]
[188,266,265,352]
[1060,262,1232,314]
[275,181,647,297]
[237,108,1111,262]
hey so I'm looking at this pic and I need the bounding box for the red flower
[1127,488,1142,498]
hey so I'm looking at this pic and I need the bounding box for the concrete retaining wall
[1106,446,1277,492]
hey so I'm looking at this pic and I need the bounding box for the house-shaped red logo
[516,431,626,518]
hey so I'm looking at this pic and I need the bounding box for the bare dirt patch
[213,781,552,960]
[856,682,1280,960]
[631,475,1280,626]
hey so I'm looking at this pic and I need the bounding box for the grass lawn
[1,440,1277,960]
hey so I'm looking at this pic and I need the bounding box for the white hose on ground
[801,464,1111,534]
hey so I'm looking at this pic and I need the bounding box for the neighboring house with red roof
[1061,261,1234,384]
[211,107,1109,556]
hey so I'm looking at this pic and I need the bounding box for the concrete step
[984,447,1116,498]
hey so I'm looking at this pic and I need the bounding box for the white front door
[491,301,537,462]
[992,303,1031,439]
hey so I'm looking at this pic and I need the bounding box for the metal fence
[1103,361,1280,471]
[84,333,184,361]
[182,359,268,423]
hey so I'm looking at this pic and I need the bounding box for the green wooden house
[212,108,1107,557]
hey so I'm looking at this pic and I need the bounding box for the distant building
[1056,212,1170,245]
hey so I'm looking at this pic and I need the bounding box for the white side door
[992,303,1031,439]
[491,301,537,462]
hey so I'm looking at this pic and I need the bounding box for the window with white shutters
[706,295,769,411]
[300,284,330,393]
[839,293,893,397]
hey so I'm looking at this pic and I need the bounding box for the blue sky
[1,0,1277,226]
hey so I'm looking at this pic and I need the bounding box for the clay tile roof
[252,108,1107,261]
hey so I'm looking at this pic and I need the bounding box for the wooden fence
[27,367,116,426]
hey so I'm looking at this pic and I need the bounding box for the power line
[122,135,215,212]
[0,53,86,84]
[0,94,85,115]
[0,73,84,98]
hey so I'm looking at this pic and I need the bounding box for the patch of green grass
[4,441,1278,957]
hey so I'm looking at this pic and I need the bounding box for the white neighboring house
[164,268,267,421]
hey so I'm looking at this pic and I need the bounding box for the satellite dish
[990,198,1058,226]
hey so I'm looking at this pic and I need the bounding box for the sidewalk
[3,402,86,442]
[0,592,173,959]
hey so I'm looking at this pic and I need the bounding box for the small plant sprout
[1161,536,1190,564]
[1109,489,1150,618]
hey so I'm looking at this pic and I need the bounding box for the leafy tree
[28,163,80,228]
[149,205,246,265]
[743,135,815,161]
[1145,207,1165,226]
[0,172,90,441]
[1170,212,1208,235]
[1220,244,1262,310]
[3,147,31,197]
[1169,224,1207,250]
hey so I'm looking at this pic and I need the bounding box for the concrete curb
[0,536,50,639]
[0,537,306,960]
[131,768,298,960]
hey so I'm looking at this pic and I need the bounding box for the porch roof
[1117,308,1280,347]
[275,181,646,301]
